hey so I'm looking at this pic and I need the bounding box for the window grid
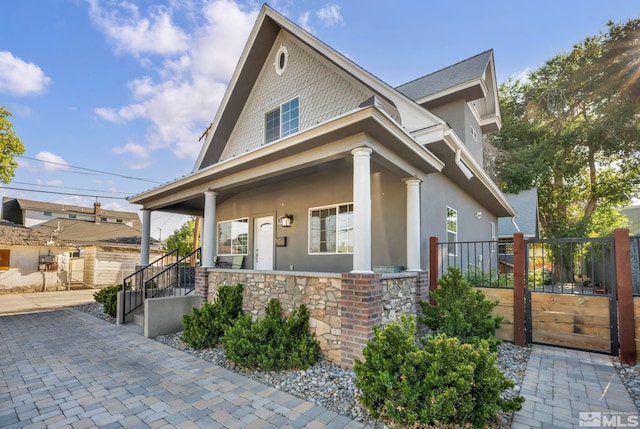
[309,203,353,254]
[218,218,249,256]
[265,97,299,144]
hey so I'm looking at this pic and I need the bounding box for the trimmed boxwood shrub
[93,284,128,318]
[181,284,244,349]
[354,315,523,427]
[221,299,320,370]
[419,266,503,350]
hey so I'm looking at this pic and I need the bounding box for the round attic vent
[275,45,288,75]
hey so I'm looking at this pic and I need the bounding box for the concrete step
[132,308,144,327]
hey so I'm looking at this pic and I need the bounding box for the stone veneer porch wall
[200,269,429,368]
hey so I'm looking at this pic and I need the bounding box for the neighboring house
[0,219,74,293]
[2,198,162,289]
[621,205,640,235]
[497,188,540,266]
[129,5,515,274]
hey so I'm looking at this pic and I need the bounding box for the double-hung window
[446,206,458,256]
[265,97,299,144]
[217,218,249,256]
[309,203,353,254]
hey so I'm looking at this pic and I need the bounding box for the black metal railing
[142,248,201,300]
[436,240,512,288]
[121,249,178,321]
[525,237,615,295]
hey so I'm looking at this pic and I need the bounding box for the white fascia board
[443,129,516,216]
[414,78,487,106]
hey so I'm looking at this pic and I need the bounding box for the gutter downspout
[511,217,521,232]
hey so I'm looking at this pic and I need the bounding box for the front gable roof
[194,4,445,171]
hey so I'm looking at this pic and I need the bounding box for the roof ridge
[395,49,493,90]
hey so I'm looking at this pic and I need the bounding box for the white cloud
[87,0,189,56]
[317,4,343,26]
[35,151,69,172]
[91,0,259,161]
[298,12,315,34]
[510,68,531,83]
[0,51,51,96]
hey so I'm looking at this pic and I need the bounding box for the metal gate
[524,237,618,355]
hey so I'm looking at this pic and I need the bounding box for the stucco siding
[430,101,483,166]
[420,172,498,266]
[214,160,407,272]
[0,246,67,293]
[221,30,399,161]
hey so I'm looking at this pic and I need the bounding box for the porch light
[278,214,294,227]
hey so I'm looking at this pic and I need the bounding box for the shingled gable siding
[219,31,399,161]
[203,269,427,368]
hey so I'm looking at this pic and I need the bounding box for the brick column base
[340,272,382,369]
[194,266,209,305]
[415,271,430,337]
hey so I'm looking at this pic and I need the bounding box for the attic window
[69,214,77,219]
[275,45,288,75]
[265,97,299,143]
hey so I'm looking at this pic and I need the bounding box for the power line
[0,186,126,200]
[17,155,164,184]
[12,181,131,195]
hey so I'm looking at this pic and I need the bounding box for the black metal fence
[436,240,513,288]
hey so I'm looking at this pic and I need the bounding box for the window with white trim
[265,97,299,144]
[446,206,457,256]
[309,203,353,254]
[217,218,248,255]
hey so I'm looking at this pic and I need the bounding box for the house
[621,205,640,235]
[0,219,74,293]
[2,198,162,289]
[497,188,540,268]
[126,5,515,365]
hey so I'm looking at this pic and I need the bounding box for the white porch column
[405,178,422,271]
[201,191,217,267]
[141,209,151,265]
[351,147,373,273]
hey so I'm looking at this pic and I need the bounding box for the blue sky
[1,0,638,239]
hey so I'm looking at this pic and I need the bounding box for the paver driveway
[0,309,372,429]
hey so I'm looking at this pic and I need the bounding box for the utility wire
[17,155,163,184]
[11,181,131,195]
[0,186,126,200]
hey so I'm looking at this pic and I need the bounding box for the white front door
[254,216,274,270]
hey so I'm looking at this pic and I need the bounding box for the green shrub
[94,284,128,318]
[419,267,502,350]
[181,284,244,349]
[221,299,320,370]
[354,316,523,427]
[463,264,514,288]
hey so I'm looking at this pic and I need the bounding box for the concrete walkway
[0,290,96,315]
[0,309,372,429]
[512,345,638,428]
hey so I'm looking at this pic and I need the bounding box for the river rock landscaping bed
[75,301,530,428]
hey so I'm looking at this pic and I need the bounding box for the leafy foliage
[93,284,129,318]
[490,18,640,238]
[221,299,320,370]
[419,267,502,350]
[463,264,514,288]
[0,106,25,184]
[165,218,196,255]
[354,316,523,427]
[181,284,244,349]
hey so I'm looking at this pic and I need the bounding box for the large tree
[490,18,640,238]
[0,106,25,183]
[165,218,196,256]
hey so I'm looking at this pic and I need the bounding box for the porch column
[405,178,422,271]
[351,147,373,273]
[201,191,217,267]
[140,209,151,265]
